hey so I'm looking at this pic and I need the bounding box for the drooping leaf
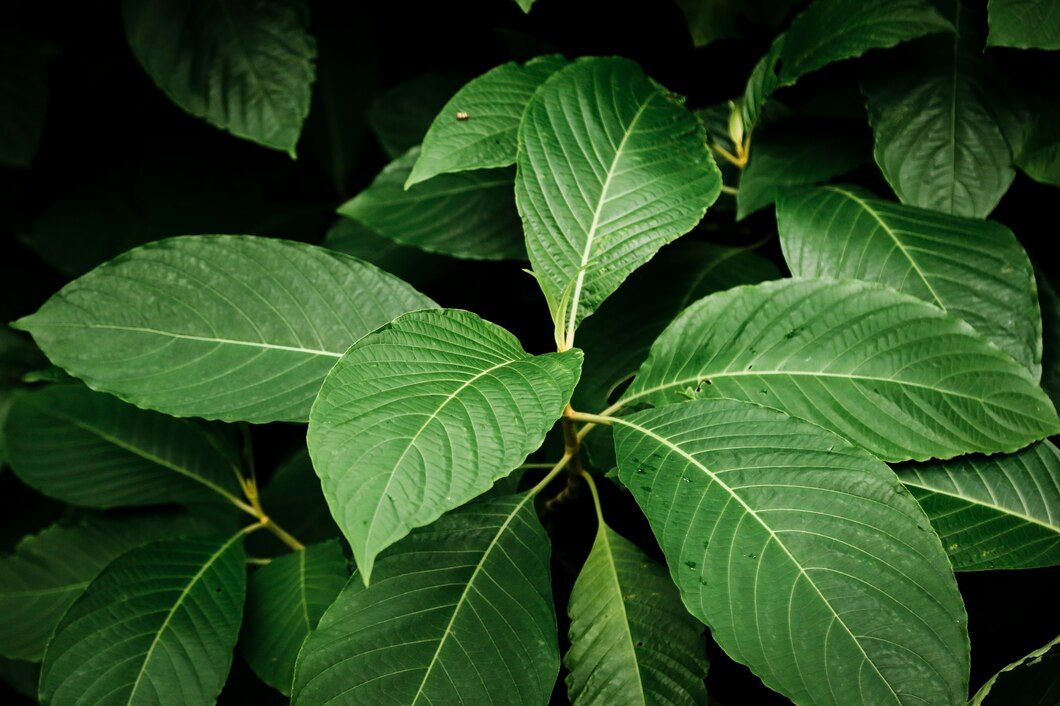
[622,278,1059,462]
[338,148,525,260]
[243,540,348,695]
[292,495,558,705]
[14,236,435,424]
[0,513,216,661]
[368,73,466,158]
[894,441,1060,570]
[407,55,566,186]
[0,32,47,168]
[308,309,581,582]
[777,185,1042,374]
[122,0,315,154]
[5,384,244,509]
[259,449,340,547]
[516,57,721,346]
[612,398,969,706]
[971,634,1060,705]
[987,0,1060,49]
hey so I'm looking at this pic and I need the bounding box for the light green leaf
[0,32,47,168]
[368,73,466,159]
[988,0,1060,49]
[121,0,316,154]
[243,540,348,695]
[777,185,1042,375]
[565,479,708,705]
[338,148,525,260]
[407,55,566,186]
[40,534,246,705]
[0,513,216,661]
[622,278,1059,462]
[292,495,557,705]
[5,384,244,508]
[894,441,1060,570]
[611,398,969,706]
[308,309,581,582]
[516,57,721,347]
[971,634,1060,705]
[515,0,536,12]
[14,236,435,424]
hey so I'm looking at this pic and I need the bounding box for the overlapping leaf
[367,73,466,159]
[14,236,435,423]
[987,0,1060,49]
[612,398,970,706]
[292,495,558,705]
[675,0,801,48]
[622,278,1059,462]
[259,449,341,547]
[971,634,1060,705]
[307,309,581,581]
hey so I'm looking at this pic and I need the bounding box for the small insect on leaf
[455,111,470,120]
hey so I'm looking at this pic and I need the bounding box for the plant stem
[235,474,306,551]
[720,184,738,196]
[528,452,575,496]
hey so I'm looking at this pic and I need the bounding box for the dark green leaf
[987,0,1060,49]
[0,33,47,168]
[1017,97,1060,187]
[259,449,340,547]
[368,73,466,158]
[675,0,801,47]
[322,219,454,289]
[971,634,1060,705]
[1040,272,1060,409]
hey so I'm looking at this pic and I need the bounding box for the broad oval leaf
[14,235,435,424]
[122,0,316,154]
[338,148,525,260]
[407,55,567,186]
[292,495,558,705]
[307,309,581,581]
[243,540,348,695]
[5,384,244,508]
[971,634,1060,705]
[622,278,1059,462]
[895,441,1060,570]
[39,534,247,706]
[612,398,970,706]
[987,0,1060,49]
[777,185,1042,375]
[516,56,721,345]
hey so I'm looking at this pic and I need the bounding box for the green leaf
[516,57,721,346]
[40,534,246,705]
[864,4,1014,218]
[675,0,802,48]
[5,384,244,508]
[259,449,340,547]
[368,73,466,159]
[338,148,526,260]
[0,32,47,168]
[987,0,1060,49]
[1017,98,1060,187]
[14,236,435,424]
[243,540,348,695]
[622,278,1059,462]
[407,55,566,186]
[611,398,970,706]
[308,309,581,581]
[0,513,216,661]
[0,657,38,699]
[777,186,1042,375]
[292,495,558,705]
[894,441,1060,570]
[322,218,454,289]
[1040,272,1060,409]
[121,0,316,154]
[515,0,536,12]
[565,479,708,705]
[971,634,1060,705]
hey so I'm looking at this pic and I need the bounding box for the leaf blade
[987,0,1060,49]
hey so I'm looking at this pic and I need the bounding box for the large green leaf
[516,57,721,346]
[367,73,466,159]
[5,384,244,508]
[292,495,557,705]
[971,634,1060,705]
[308,309,581,582]
[338,148,525,260]
[0,33,46,168]
[987,0,1060,49]
[611,398,969,706]
[0,513,214,661]
[894,441,1060,570]
[407,55,566,186]
[565,479,708,705]
[777,186,1042,375]
[622,278,1059,462]
[243,540,348,695]
[122,0,316,154]
[14,236,435,424]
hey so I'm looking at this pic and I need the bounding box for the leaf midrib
[595,525,647,705]
[899,478,1060,532]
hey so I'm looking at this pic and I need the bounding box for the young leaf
[777,186,1042,375]
[5,384,244,509]
[970,634,1060,705]
[292,495,558,705]
[14,236,435,424]
[243,540,348,695]
[516,57,721,347]
[894,441,1060,570]
[121,0,316,154]
[622,278,1060,462]
[307,309,581,582]
[611,398,970,706]
[987,0,1060,49]
[407,55,567,186]
[338,148,526,260]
